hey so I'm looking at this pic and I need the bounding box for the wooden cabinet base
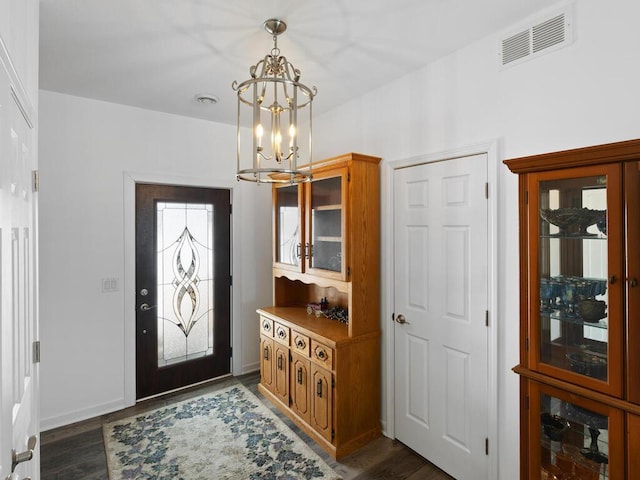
[257,383,381,459]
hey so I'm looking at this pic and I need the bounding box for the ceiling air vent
[500,5,573,69]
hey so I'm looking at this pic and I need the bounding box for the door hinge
[485,437,489,455]
[230,275,232,286]
[332,429,335,441]
[32,170,39,193]
[485,182,489,199]
[33,341,41,363]
[331,378,335,388]
[347,172,351,182]
[229,204,232,215]
[347,267,351,277]
[485,310,489,327]
[229,347,232,358]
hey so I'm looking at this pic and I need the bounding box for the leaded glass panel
[156,202,214,367]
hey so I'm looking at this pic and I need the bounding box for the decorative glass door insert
[136,184,231,399]
[156,202,214,367]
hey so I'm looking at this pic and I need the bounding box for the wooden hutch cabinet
[257,152,381,459]
[505,139,640,479]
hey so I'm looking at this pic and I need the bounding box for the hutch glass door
[533,165,623,396]
[307,172,345,277]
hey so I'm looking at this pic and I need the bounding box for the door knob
[140,303,157,311]
[395,314,409,325]
[11,435,37,473]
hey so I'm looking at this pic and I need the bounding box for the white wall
[38,91,272,429]
[311,0,640,478]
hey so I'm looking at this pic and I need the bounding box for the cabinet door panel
[306,168,348,280]
[290,353,310,422]
[311,364,333,442]
[625,162,640,404]
[529,380,623,480]
[529,164,623,397]
[260,336,274,392]
[273,183,304,272]
[274,344,289,404]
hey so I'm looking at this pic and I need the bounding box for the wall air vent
[500,5,573,69]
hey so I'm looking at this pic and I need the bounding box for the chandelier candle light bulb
[233,18,316,184]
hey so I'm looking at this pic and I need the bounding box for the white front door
[393,154,488,480]
[0,61,39,479]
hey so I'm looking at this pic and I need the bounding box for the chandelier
[232,19,317,184]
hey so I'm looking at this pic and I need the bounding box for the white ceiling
[39,0,561,126]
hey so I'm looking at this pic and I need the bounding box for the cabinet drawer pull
[263,321,271,332]
[306,243,312,259]
[297,368,303,385]
[317,379,323,398]
[263,347,269,360]
[317,349,326,359]
[277,356,283,370]
[277,328,286,339]
[631,277,638,288]
[296,243,302,259]
[296,338,306,349]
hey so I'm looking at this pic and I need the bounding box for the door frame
[382,141,499,479]
[123,172,240,406]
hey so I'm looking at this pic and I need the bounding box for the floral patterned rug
[103,382,341,480]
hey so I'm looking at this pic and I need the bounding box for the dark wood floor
[41,372,455,480]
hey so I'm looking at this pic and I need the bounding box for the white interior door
[0,61,39,479]
[393,154,488,480]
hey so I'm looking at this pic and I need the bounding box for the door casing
[382,141,499,479]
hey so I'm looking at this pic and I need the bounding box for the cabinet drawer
[260,317,274,337]
[311,340,333,370]
[274,322,290,345]
[292,331,310,356]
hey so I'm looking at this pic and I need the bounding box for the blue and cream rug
[103,382,341,480]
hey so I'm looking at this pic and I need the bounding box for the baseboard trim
[41,397,126,432]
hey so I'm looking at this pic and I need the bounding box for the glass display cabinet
[531,164,623,397]
[273,168,347,280]
[505,139,640,479]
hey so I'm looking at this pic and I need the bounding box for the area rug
[103,382,341,480]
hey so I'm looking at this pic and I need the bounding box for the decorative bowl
[540,208,606,236]
[566,351,607,379]
[577,299,607,323]
[540,412,570,441]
